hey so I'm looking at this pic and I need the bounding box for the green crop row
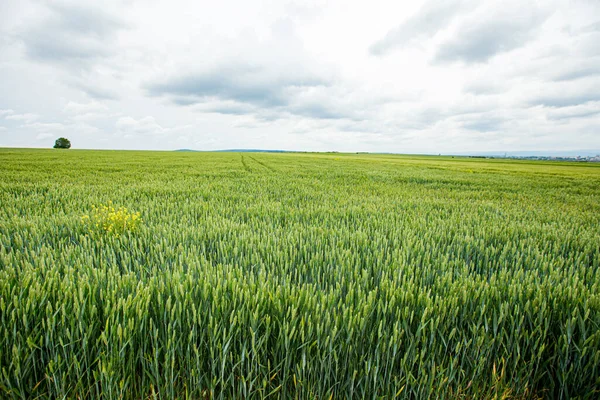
[0,149,599,399]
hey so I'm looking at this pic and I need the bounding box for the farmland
[1,148,599,399]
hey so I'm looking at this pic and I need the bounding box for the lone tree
[54,137,71,149]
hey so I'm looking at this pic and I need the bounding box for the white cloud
[6,113,39,122]
[0,109,14,117]
[63,100,111,121]
[116,116,165,136]
[36,133,54,140]
[24,122,65,131]
[64,101,108,115]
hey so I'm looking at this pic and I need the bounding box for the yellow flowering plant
[81,201,142,237]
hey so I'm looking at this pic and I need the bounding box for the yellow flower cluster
[81,201,142,237]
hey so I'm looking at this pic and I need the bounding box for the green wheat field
[1,148,599,399]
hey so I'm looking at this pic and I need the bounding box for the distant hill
[216,149,291,153]
[175,149,293,153]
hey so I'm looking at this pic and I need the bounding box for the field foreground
[1,149,599,399]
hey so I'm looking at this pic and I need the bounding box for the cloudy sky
[0,0,599,153]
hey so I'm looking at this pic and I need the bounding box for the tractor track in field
[248,155,276,172]
[240,154,252,172]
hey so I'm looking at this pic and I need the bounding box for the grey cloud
[206,106,254,116]
[145,62,343,122]
[337,120,390,135]
[435,20,543,63]
[370,0,467,56]
[579,33,600,57]
[20,3,126,64]
[290,103,353,120]
[530,93,599,108]
[14,2,126,101]
[548,109,600,120]
[463,81,506,95]
[252,111,284,122]
[23,33,109,62]
[581,21,600,33]
[172,97,202,107]
[402,102,508,133]
[431,106,510,133]
[73,81,120,100]
[47,3,124,36]
[545,102,600,120]
[554,65,600,81]
[412,107,446,129]
[147,63,329,109]
[257,112,287,122]
[461,118,505,132]
[434,5,550,63]
[198,102,256,116]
